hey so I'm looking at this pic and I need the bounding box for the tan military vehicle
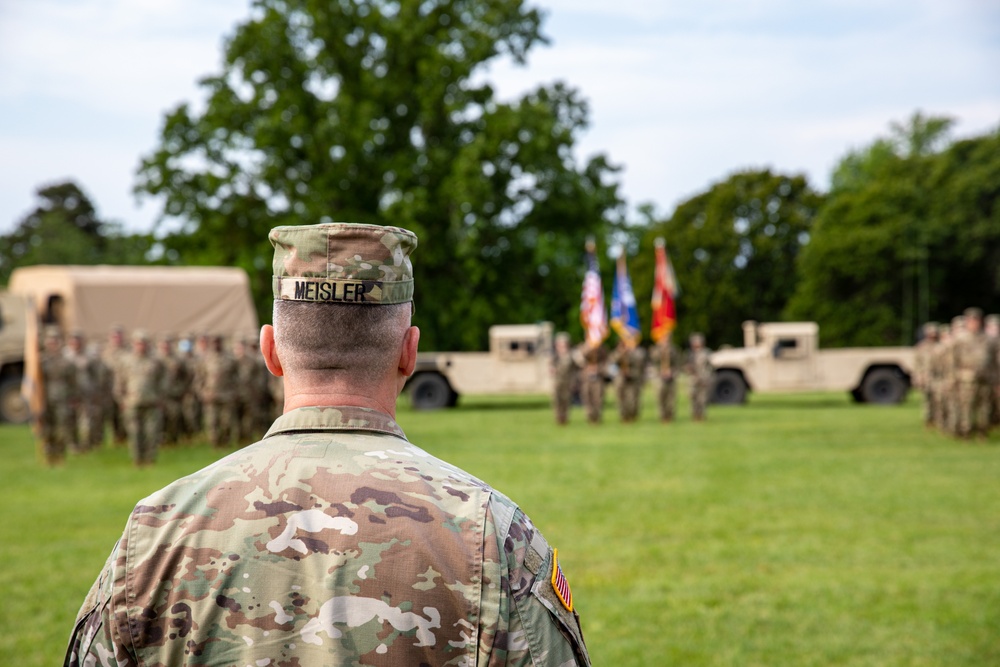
[0,291,31,423]
[709,321,915,405]
[407,322,555,409]
[3,265,260,423]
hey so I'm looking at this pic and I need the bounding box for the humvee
[407,323,554,409]
[709,321,915,405]
[0,291,30,423]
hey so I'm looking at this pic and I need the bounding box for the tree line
[2,0,998,350]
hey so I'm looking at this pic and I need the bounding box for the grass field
[2,389,999,666]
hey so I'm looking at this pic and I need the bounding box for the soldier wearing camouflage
[579,341,608,425]
[66,222,591,666]
[551,332,578,425]
[952,308,990,439]
[914,322,939,428]
[651,335,682,422]
[685,332,714,421]
[103,326,130,445]
[156,335,189,446]
[120,330,166,466]
[197,335,239,448]
[39,329,76,465]
[611,340,646,423]
[65,331,98,453]
[985,314,1000,429]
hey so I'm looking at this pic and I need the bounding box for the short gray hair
[273,301,411,384]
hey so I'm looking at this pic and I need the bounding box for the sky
[1,0,998,235]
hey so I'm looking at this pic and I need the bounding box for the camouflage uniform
[40,338,76,465]
[932,324,956,434]
[685,334,714,421]
[579,343,608,424]
[103,329,130,446]
[611,342,646,423]
[984,314,1000,429]
[65,334,98,453]
[233,339,260,444]
[121,334,166,466]
[913,323,939,427]
[87,350,113,450]
[67,222,590,666]
[157,337,189,446]
[198,338,239,448]
[551,333,577,425]
[952,310,989,438]
[651,338,682,422]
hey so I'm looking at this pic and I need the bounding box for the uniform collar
[263,405,408,441]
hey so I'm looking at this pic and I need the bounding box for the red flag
[651,238,678,344]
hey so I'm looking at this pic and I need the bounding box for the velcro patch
[550,549,573,612]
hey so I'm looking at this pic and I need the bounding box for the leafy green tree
[786,113,1000,346]
[0,181,151,285]
[630,169,822,348]
[135,0,624,349]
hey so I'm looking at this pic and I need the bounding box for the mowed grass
[2,388,999,666]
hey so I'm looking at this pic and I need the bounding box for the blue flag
[610,253,640,346]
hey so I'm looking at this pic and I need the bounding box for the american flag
[651,237,679,344]
[551,549,574,611]
[580,244,608,347]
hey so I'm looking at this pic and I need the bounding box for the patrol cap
[986,314,1000,326]
[963,307,983,320]
[269,223,417,305]
[132,329,151,343]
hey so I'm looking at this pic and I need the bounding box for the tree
[0,181,151,285]
[630,169,822,348]
[786,114,1000,346]
[135,0,624,350]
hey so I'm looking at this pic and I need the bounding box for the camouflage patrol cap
[986,314,1000,326]
[269,223,417,305]
[132,329,151,343]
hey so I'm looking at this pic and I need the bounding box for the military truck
[709,321,915,405]
[407,323,555,409]
[2,265,260,424]
[0,291,30,423]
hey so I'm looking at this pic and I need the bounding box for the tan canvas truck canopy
[7,265,259,339]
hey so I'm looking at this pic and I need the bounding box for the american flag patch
[550,549,574,612]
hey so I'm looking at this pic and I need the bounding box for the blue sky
[1,0,998,235]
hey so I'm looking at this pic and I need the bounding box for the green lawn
[3,390,999,666]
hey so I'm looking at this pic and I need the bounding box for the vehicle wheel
[410,373,453,410]
[861,368,907,404]
[711,370,747,405]
[0,376,30,424]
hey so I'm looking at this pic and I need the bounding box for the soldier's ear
[260,325,283,377]
[399,326,420,378]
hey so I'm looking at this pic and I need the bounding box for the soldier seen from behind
[65,222,591,666]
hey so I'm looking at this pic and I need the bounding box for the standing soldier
[87,340,113,450]
[200,334,238,448]
[952,308,989,440]
[247,338,273,436]
[612,339,646,423]
[913,322,939,429]
[931,323,953,433]
[651,334,682,423]
[579,341,608,424]
[65,330,97,453]
[178,333,201,440]
[157,335,188,446]
[985,314,1000,430]
[120,330,166,466]
[685,332,714,422]
[102,325,130,446]
[39,328,76,466]
[233,336,259,445]
[551,332,577,425]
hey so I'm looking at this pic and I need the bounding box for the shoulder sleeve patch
[551,548,574,612]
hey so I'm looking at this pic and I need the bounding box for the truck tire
[0,377,30,424]
[711,370,747,405]
[410,373,453,410]
[860,368,907,404]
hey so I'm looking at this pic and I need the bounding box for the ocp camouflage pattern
[66,405,590,666]
[269,223,417,305]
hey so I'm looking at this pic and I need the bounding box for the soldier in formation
[38,328,76,466]
[551,332,578,425]
[685,332,714,422]
[119,330,165,467]
[579,340,609,424]
[651,334,682,422]
[611,338,646,422]
[917,307,1000,441]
